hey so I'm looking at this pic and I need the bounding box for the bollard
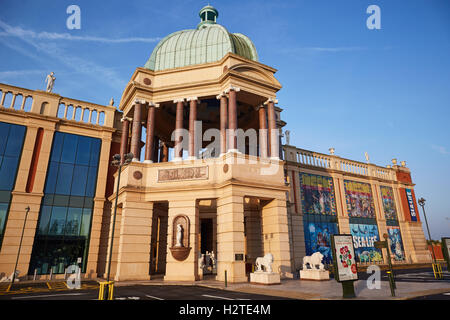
[98,281,114,300]
[225,270,227,288]
[49,268,53,281]
[33,269,37,281]
[386,271,395,297]
[432,263,443,279]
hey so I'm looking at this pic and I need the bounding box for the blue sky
[1,0,449,239]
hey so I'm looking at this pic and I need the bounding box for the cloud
[0,23,161,43]
[0,19,129,90]
[432,145,450,155]
[0,69,47,78]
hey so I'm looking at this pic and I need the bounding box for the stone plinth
[250,272,280,285]
[299,269,330,281]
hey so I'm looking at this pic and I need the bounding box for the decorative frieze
[157,166,208,182]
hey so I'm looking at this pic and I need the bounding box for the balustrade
[283,145,396,181]
[0,83,114,128]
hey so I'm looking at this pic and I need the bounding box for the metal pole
[11,206,30,284]
[105,162,122,298]
[420,204,437,263]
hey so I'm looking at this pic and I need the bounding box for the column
[130,100,143,162]
[114,200,154,281]
[188,98,198,159]
[217,93,228,155]
[216,194,247,283]
[266,99,279,159]
[144,103,156,163]
[173,99,184,161]
[161,142,169,162]
[164,200,199,281]
[119,118,130,164]
[261,198,292,278]
[226,86,240,152]
[257,105,268,158]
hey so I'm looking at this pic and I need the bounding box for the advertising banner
[344,180,376,218]
[300,173,337,216]
[386,226,406,261]
[405,189,418,221]
[304,221,339,265]
[350,223,383,263]
[331,235,358,282]
[380,186,398,220]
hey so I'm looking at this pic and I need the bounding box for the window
[0,122,26,247]
[29,132,101,275]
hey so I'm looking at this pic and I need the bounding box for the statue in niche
[45,72,55,92]
[175,224,184,247]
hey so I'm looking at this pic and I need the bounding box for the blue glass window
[29,132,101,275]
[0,122,26,246]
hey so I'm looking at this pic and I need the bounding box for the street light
[418,197,442,279]
[104,152,133,298]
[11,206,30,284]
[417,198,436,261]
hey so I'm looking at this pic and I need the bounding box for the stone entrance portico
[106,151,291,282]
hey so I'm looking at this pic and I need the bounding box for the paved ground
[0,267,448,300]
[0,284,290,301]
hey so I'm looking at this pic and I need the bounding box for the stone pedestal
[299,269,330,281]
[250,272,280,285]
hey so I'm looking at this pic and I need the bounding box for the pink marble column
[145,104,156,163]
[174,100,184,160]
[227,87,239,152]
[218,93,228,155]
[130,100,143,161]
[257,105,268,158]
[267,99,279,159]
[188,98,198,159]
[120,117,130,164]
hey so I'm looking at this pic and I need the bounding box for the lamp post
[417,197,436,263]
[11,206,30,284]
[104,152,133,297]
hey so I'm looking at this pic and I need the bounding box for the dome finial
[198,4,218,28]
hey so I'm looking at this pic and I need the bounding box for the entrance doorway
[150,202,168,276]
[198,199,217,277]
[201,218,213,254]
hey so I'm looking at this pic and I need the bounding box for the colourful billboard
[380,186,398,220]
[344,180,376,218]
[350,223,383,263]
[299,173,337,216]
[303,221,339,265]
[386,226,406,261]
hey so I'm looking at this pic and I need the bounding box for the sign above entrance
[158,166,208,182]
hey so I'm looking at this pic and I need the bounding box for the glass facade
[299,173,339,265]
[0,122,26,247]
[28,132,101,275]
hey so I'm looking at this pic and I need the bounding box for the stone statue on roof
[45,72,55,93]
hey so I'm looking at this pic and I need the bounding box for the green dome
[144,6,258,71]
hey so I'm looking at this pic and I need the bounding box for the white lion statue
[302,252,325,270]
[255,253,274,273]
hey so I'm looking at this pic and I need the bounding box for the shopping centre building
[0,6,431,282]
